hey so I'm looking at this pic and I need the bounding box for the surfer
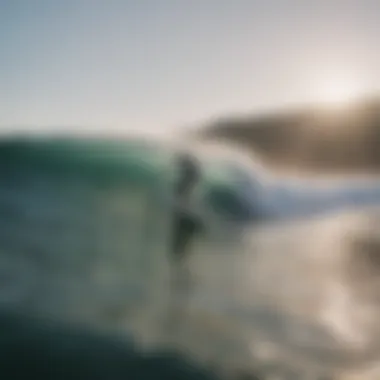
[171,152,204,263]
[163,152,204,339]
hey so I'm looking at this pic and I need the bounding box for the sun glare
[313,79,362,108]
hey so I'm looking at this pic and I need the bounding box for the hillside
[200,97,380,174]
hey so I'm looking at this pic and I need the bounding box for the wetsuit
[163,153,204,338]
[171,153,204,262]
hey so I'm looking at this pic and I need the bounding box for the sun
[313,79,362,108]
[308,69,370,109]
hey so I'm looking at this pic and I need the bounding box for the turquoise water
[0,137,262,371]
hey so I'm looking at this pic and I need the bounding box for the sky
[1,0,380,135]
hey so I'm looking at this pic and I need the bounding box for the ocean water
[3,137,380,379]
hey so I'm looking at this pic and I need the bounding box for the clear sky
[1,0,380,134]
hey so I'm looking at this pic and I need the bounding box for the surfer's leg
[171,212,204,261]
[163,213,203,342]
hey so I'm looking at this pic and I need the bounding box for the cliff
[200,97,380,174]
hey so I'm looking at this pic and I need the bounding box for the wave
[2,135,380,378]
